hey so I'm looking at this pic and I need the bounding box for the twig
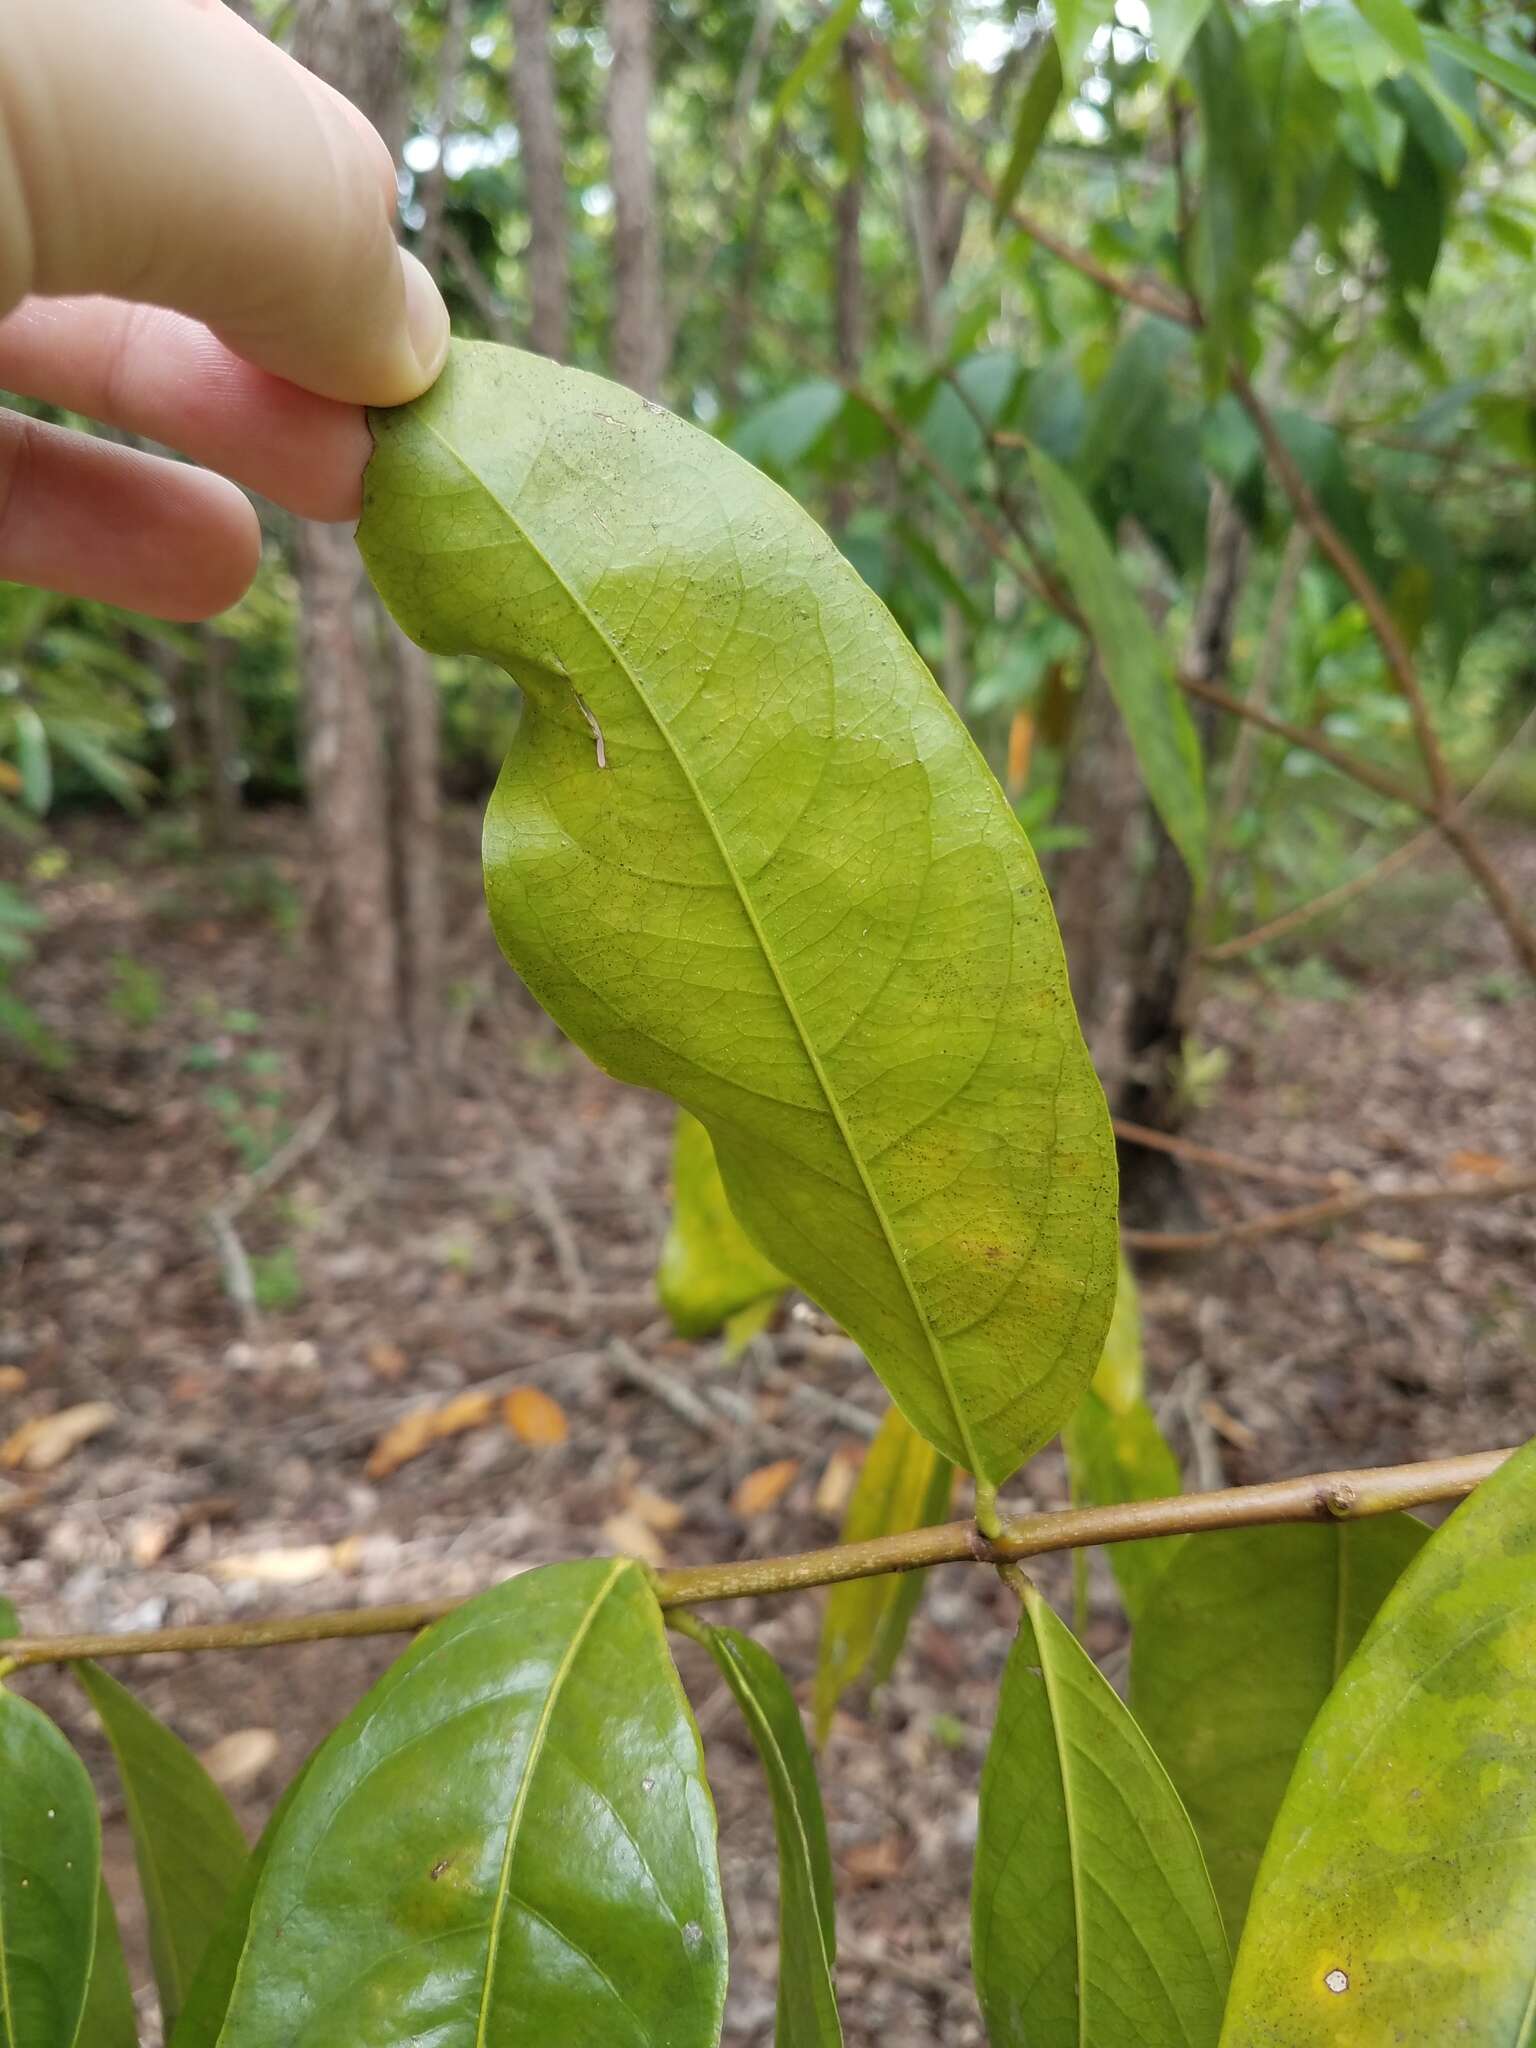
[1178,674,1435,818]
[1122,1169,1536,1256]
[0,1449,1511,1667]
[224,1095,339,1222]
[520,1157,591,1312]
[754,1357,883,1439]
[607,1337,727,1439]
[1208,705,1536,961]
[207,1210,258,1334]
[1110,1118,1339,1194]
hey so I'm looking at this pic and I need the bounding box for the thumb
[0,0,449,406]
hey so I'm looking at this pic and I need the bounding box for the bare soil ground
[2,808,1532,2043]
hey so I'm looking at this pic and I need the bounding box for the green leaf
[0,1688,100,2048]
[697,1627,841,2046]
[0,1596,16,1638]
[773,0,860,122]
[74,1663,247,2037]
[1026,446,1207,887]
[1052,1,1115,87]
[992,39,1063,229]
[1363,133,1447,293]
[170,1759,314,2048]
[81,1881,139,2048]
[1130,1516,1428,1941]
[972,1578,1229,2046]
[1423,24,1536,112]
[730,380,846,473]
[1220,1442,1536,2041]
[1351,0,1425,70]
[658,1111,786,1339]
[362,341,1118,1489]
[1148,0,1217,77]
[13,707,51,817]
[1188,3,1270,373]
[1062,1253,1181,1618]
[1299,0,1405,92]
[213,1559,727,2047]
[814,1404,953,1740]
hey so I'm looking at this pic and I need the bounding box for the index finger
[0,0,449,407]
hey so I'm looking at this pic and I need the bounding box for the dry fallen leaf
[732,1458,800,1519]
[199,1728,280,1791]
[0,1367,29,1397]
[1,1401,116,1473]
[128,1509,182,1568]
[601,1510,668,1568]
[814,1445,862,1520]
[366,1340,410,1383]
[1356,1231,1430,1265]
[624,1485,686,1533]
[211,1544,339,1585]
[843,1834,910,1887]
[503,1386,569,1447]
[1445,1149,1511,1180]
[365,1390,495,1479]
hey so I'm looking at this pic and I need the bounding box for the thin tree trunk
[607,0,667,397]
[509,0,570,360]
[830,39,864,532]
[387,626,442,1095]
[417,0,469,281]
[292,0,441,1142]
[1115,488,1250,1223]
[1050,656,1142,1078]
[295,521,404,1136]
[200,632,242,852]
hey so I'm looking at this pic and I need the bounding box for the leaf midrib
[473,1557,628,2046]
[421,414,981,1477]
[1031,1593,1089,2048]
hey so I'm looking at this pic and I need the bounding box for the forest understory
[3,806,1533,2045]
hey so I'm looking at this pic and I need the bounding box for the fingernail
[401,249,451,386]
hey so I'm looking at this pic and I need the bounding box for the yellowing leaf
[733,1458,801,1519]
[361,341,1118,1488]
[1354,1230,1429,1264]
[364,1390,495,1479]
[659,1110,787,1341]
[503,1386,570,1446]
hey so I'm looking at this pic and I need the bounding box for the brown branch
[856,32,1193,329]
[1122,1169,1536,1256]
[0,1452,1513,1669]
[1111,1117,1339,1193]
[1177,673,1435,818]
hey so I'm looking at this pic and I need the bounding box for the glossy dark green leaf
[1220,1442,1536,2043]
[1425,24,1536,112]
[1363,132,1447,294]
[81,1880,138,2048]
[214,1559,726,2047]
[362,342,1118,1491]
[973,1578,1228,2046]
[169,1757,313,2048]
[74,1662,247,2038]
[658,1111,786,1339]
[1130,1515,1427,1939]
[1062,1253,1181,1619]
[698,1627,841,2046]
[814,1404,953,1741]
[992,39,1062,229]
[1027,446,1207,887]
[0,1688,99,2048]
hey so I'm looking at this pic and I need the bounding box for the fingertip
[401,250,451,392]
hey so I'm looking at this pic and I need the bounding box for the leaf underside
[361,340,1117,1487]
[212,1559,727,2048]
[659,1109,786,1338]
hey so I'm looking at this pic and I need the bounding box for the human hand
[0,0,451,619]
